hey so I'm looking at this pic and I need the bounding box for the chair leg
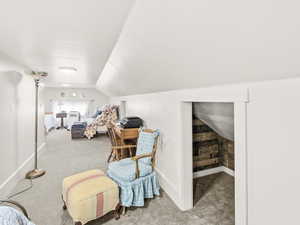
[107,150,113,163]
[62,195,67,210]
[114,203,122,220]
[116,149,120,161]
[122,206,126,215]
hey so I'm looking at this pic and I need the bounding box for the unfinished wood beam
[193,158,219,168]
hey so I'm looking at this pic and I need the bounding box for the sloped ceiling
[193,103,234,141]
[97,0,300,96]
[0,0,135,88]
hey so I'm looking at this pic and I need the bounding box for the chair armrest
[131,153,152,161]
[131,153,153,179]
[112,145,136,150]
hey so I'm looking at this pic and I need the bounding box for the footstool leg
[114,203,122,220]
[62,195,67,210]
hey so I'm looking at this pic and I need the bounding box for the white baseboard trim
[0,142,46,198]
[193,166,223,178]
[222,166,235,177]
[193,166,235,179]
[155,168,182,209]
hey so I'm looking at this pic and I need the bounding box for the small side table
[56,112,67,129]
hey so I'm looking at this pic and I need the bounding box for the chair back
[136,129,159,166]
[107,127,121,147]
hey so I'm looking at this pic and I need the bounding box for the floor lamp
[25,71,48,179]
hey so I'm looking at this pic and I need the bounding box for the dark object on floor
[118,117,143,128]
[71,122,87,139]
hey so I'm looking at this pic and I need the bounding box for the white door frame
[180,100,248,225]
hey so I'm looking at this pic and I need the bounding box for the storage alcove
[192,102,235,173]
[192,102,235,224]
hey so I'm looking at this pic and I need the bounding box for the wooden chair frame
[107,127,135,162]
[111,129,159,179]
[107,129,159,216]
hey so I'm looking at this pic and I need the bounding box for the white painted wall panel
[112,78,300,225]
[247,79,300,225]
[111,85,247,210]
[0,53,45,196]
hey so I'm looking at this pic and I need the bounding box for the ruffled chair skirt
[107,171,160,207]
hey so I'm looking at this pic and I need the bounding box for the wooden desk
[113,126,139,159]
[114,127,139,143]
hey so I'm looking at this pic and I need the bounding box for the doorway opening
[192,102,235,224]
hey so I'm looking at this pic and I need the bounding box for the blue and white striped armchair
[107,129,160,208]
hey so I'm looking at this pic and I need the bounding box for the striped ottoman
[62,170,120,225]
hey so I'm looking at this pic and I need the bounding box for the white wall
[246,79,300,225]
[111,85,247,209]
[111,78,300,225]
[112,93,183,204]
[98,0,300,96]
[43,87,109,115]
[0,52,46,197]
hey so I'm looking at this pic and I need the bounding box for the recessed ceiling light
[59,66,77,72]
[62,84,70,87]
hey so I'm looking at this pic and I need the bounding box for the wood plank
[193,132,217,142]
[193,158,219,168]
[122,128,139,139]
[114,127,139,140]
[193,150,219,161]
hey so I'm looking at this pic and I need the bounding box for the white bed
[66,111,80,130]
[44,114,58,132]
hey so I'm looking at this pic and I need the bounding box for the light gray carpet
[9,130,234,225]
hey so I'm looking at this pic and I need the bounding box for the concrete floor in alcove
[9,130,234,225]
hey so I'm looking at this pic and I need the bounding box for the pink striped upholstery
[96,192,104,217]
[62,170,119,225]
[65,174,104,204]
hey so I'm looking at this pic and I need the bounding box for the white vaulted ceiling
[0,0,135,87]
[97,0,300,96]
